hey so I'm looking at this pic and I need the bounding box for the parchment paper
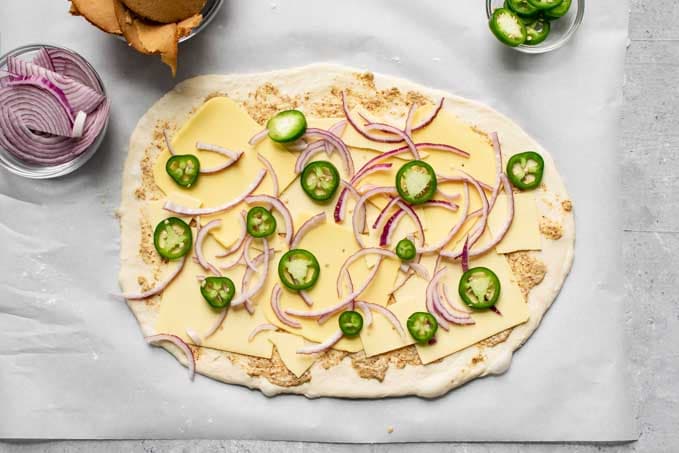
[0,0,635,441]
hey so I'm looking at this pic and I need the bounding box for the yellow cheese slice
[143,192,202,227]
[359,297,416,357]
[269,332,317,378]
[488,192,541,253]
[155,233,275,358]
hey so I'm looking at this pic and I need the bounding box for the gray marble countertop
[1,0,676,450]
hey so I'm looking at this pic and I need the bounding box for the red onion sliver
[291,212,326,248]
[71,111,86,138]
[249,128,268,146]
[355,301,373,328]
[404,103,418,136]
[395,200,425,246]
[425,268,450,331]
[352,186,398,247]
[412,98,445,132]
[286,138,308,152]
[299,291,314,307]
[335,181,367,232]
[361,302,406,338]
[196,142,241,160]
[341,91,402,143]
[466,174,515,258]
[194,219,221,270]
[327,120,348,154]
[257,153,279,197]
[232,239,270,307]
[0,84,72,137]
[218,244,245,270]
[461,236,470,273]
[271,284,301,329]
[146,334,195,380]
[304,128,354,177]
[216,211,247,258]
[436,188,462,201]
[406,262,430,280]
[123,256,186,300]
[441,281,473,315]
[337,248,398,298]
[186,328,203,346]
[248,323,278,342]
[297,329,344,355]
[380,208,405,247]
[353,162,393,184]
[165,169,266,216]
[363,123,420,160]
[417,142,469,158]
[207,263,222,277]
[487,132,503,212]
[203,307,228,339]
[418,182,470,254]
[163,129,178,155]
[421,199,459,212]
[45,48,101,91]
[294,141,327,174]
[372,196,400,231]
[241,236,257,271]
[245,194,294,246]
[33,48,56,73]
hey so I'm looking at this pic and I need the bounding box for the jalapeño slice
[506,151,545,190]
[278,249,320,291]
[200,276,235,309]
[301,161,340,202]
[506,0,539,17]
[458,267,501,310]
[166,155,200,188]
[267,109,307,143]
[153,217,193,260]
[524,18,551,45]
[544,0,571,19]
[489,8,527,47]
[246,206,277,238]
[396,238,417,261]
[527,0,563,9]
[407,312,438,344]
[339,311,364,337]
[395,160,437,205]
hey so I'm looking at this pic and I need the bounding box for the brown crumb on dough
[470,354,485,366]
[562,200,573,212]
[139,217,159,266]
[137,276,152,292]
[205,91,228,102]
[245,348,311,387]
[478,329,512,348]
[190,345,202,362]
[540,216,563,240]
[319,350,349,369]
[243,83,302,125]
[387,426,394,434]
[355,72,376,90]
[506,252,546,299]
[350,346,421,382]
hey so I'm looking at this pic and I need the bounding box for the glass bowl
[485,0,585,54]
[0,44,110,179]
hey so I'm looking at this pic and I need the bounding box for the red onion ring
[241,236,258,272]
[395,200,425,247]
[291,212,326,248]
[145,334,195,380]
[342,91,402,144]
[33,48,56,73]
[355,301,373,328]
[216,211,247,258]
[406,262,430,280]
[334,181,367,232]
[326,120,348,154]
[203,306,228,339]
[43,48,101,91]
[404,103,418,137]
[352,186,398,247]
[336,248,398,297]
[363,123,420,160]
[286,138,308,152]
[163,129,178,155]
[299,291,314,307]
[421,200,459,212]
[256,153,279,197]
[425,268,450,331]
[465,174,515,258]
[249,128,268,146]
[0,84,72,137]
[362,302,406,338]
[185,328,203,346]
[122,256,186,300]
[417,182,470,254]
[372,196,400,231]
[441,281,473,315]
[245,194,294,246]
[487,132,504,212]
[411,98,444,132]
[71,111,87,138]
[248,323,278,342]
[194,219,221,270]
[271,284,301,329]
[380,208,405,247]
[304,128,355,177]
[460,236,470,273]
[296,330,344,355]
[164,169,266,216]
[196,142,242,160]
[431,274,474,325]
[232,239,270,307]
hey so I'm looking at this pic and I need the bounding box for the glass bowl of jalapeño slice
[485,0,585,54]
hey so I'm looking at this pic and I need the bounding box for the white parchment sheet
[0,0,635,441]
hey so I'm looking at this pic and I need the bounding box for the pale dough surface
[118,64,574,398]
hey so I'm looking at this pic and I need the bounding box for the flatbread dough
[118,64,574,398]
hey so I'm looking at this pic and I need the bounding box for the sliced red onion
[441,281,473,315]
[380,208,405,247]
[218,246,245,270]
[436,188,462,201]
[186,328,203,346]
[361,302,406,338]
[466,174,515,258]
[195,275,206,281]
[33,48,56,73]
[440,172,489,249]
[245,194,294,246]
[304,128,355,177]
[71,111,86,138]
[291,212,326,248]
[163,129,178,155]
[461,236,470,273]
[8,56,104,113]
[337,248,398,298]
[244,300,255,315]
[355,301,373,328]
[241,236,257,271]
[390,272,413,295]
[334,181,367,233]
[327,120,348,154]
[256,153,279,197]
[418,182,470,254]
[372,196,400,231]
[425,268,450,331]
[342,91,402,143]
[352,186,398,247]
[249,128,268,146]
[271,284,301,329]
[434,282,475,325]
[404,103,418,137]
[207,263,222,277]
[406,262,430,280]
[216,211,247,258]
[232,239,270,307]
[411,98,444,132]
[0,84,72,137]
[164,169,266,216]
[299,291,314,307]
[487,132,504,212]
[197,145,243,174]
[363,123,420,160]
[297,329,344,355]
[196,142,241,160]
[416,142,469,158]
[122,256,186,300]
[203,307,228,339]
[294,141,326,174]
[286,138,308,152]
[395,200,425,246]
[248,323,278,342]
[194,219,221,270]
[6,75,74,120]
[146,334,195,380]
[352,162,393,184]
[422,199,459,212]
[45,48,101,91]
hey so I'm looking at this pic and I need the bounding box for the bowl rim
[485,0,585,54]
[0,43,110,179]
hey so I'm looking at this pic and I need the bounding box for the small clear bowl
[485,0,585,54]
[181,0,224,43]
[0,44,109,179]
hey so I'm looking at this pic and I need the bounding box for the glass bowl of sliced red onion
[0,44,110,179]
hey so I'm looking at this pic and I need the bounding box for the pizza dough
[118,64,574,398]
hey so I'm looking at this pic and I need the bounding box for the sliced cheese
[488,192,541,253]
[269,332,317,378]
